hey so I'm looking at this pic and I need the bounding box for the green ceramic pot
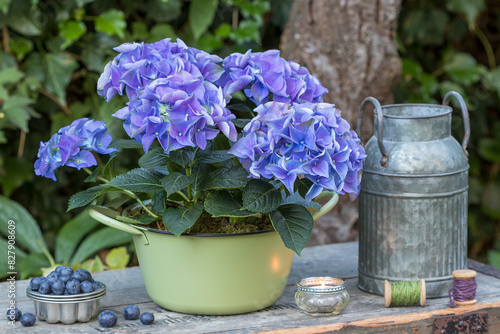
[87,192,338,315]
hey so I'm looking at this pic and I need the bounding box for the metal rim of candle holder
[297,277,346,294]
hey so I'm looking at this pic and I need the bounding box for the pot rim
[380,103,452,119]
[139,226,277,237]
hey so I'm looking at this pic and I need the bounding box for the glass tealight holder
[295,277,349,316]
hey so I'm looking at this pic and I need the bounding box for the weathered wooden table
[2,242,500,333]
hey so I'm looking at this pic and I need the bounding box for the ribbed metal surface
[357,98,469,298]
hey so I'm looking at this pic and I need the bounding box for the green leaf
[192,163,210,191]
[204,190,255,217]
[19,253,50,279]
[116,214,155,225]
[149,23,177,43]
[242,179,281,213]
[58,20,87,49]
[161,172,194,196]
[487,249,500,269]
[0,67,24,84]
[0,157,34,196]
[0,0,11,14]
[270,204,314,256]
[5,1,41,36]
[402,58,422,80]
[214,23,231,38]
[107,168,164,193]
[95,9,126,39]
[2,95,32,131]
[0,238,26,279]
[105,246,130,269]
[189,0,218,40]
[295,178,314,198]
[194,150,234,164]
[482,68,500,99]
[230,20,261,43]
[282,192,321,210]
[443,52,486,85]
[78,255,104,273]
[169,148,196,167]
[68,186,107,211]
[201,166,249,190]
[109,138,142,149]
[152,191,166,214]
[446,0,485,28]
[43,53,79,103]
[70,227,132,264]
[162,203,204,236]
[9,38,33,61]
[478,138,500,162]
[139,147,170,168]
[0,195,49,254]
[54,210,100,263]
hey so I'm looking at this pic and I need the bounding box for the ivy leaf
[58,20,87,49]
[443,52,486,85]
[107,168,164,193]
[95,9,126,39]
[242,179,281,213]
[2,95,32,131]
[201,166,249,190]
[204,190,254,217]
[162,203,204,236]
[270,204,314,256]
[189,0,218,40]
[43,53,79,103]
[161,172,194,196]
[446,0,485,29]
[0,67,24,84]
[139,147,170,169]
[105,246,130,269]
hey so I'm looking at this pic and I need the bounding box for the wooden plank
[1,242,500,333]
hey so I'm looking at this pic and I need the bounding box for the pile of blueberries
[6,308,36,327]
[98,305,154,327]
[29,266,100,295]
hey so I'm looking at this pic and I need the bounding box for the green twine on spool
[384,279,426,307]
[391,281,421,306]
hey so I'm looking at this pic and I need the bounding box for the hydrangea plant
[35,38,365,255]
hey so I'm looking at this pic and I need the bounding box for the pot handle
[442,91,470,159]
[88,205,147,236]
[356,97,388,167]
[312,191,339,221]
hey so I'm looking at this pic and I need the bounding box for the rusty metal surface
[433,312,488,334]
[357,94,470,298]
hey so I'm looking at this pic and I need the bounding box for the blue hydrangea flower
[34,118,117,181]
[216,50,328,106]
[228,102,366,201]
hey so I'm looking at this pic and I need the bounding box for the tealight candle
[295,277,349,316]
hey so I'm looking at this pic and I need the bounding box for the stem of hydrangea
[185,165,193,201]
[83,168,159,218]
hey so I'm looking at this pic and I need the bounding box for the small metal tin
[26,281,106,324]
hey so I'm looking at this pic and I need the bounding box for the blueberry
[46,271,59,285]
[51,279,65,295]
[59,275,71,284]
[65,279,81,295]
[92,281,101,291]
[6,308,22,321]
[123,304,140,320]
[55,265,71,274]
[60,267,73,277]
[139,312,154,325]
[20,313,36,327]
[81,280,94,293]
[74,269,92,282]
[38,281,51,294]
[98,310,117,328]
[29,277,45,291]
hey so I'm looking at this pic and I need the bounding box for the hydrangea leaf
[161,172,194,196]
[270,204,314,256]
[169,148,196,167]
[189,0,218,40]
[194,150,234,164]
[201,166,249,190]
[68,186,112,211]
[109,139,143,149]
[139,147,170,169]
[282,192,321,210]
[152,190,166,214]
[162,203,204,236]
[107,168,164,193]
[204,190,255,217]
[242,179,281,213]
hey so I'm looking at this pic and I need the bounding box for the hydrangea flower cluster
[34,118,116,181]
[228,102,366,201]
[217,50,328,105]
[97,38,236,153]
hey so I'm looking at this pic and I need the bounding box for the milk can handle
[442,91,470,159]
[356,97,388,167]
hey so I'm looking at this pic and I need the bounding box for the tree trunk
[280,0,402,245]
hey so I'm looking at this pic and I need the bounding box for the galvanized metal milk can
[356,91,470,298]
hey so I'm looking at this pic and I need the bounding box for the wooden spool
[451,269,477,306]
[384,279,426,308]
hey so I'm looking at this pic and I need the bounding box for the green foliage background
[0,0,499,277]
